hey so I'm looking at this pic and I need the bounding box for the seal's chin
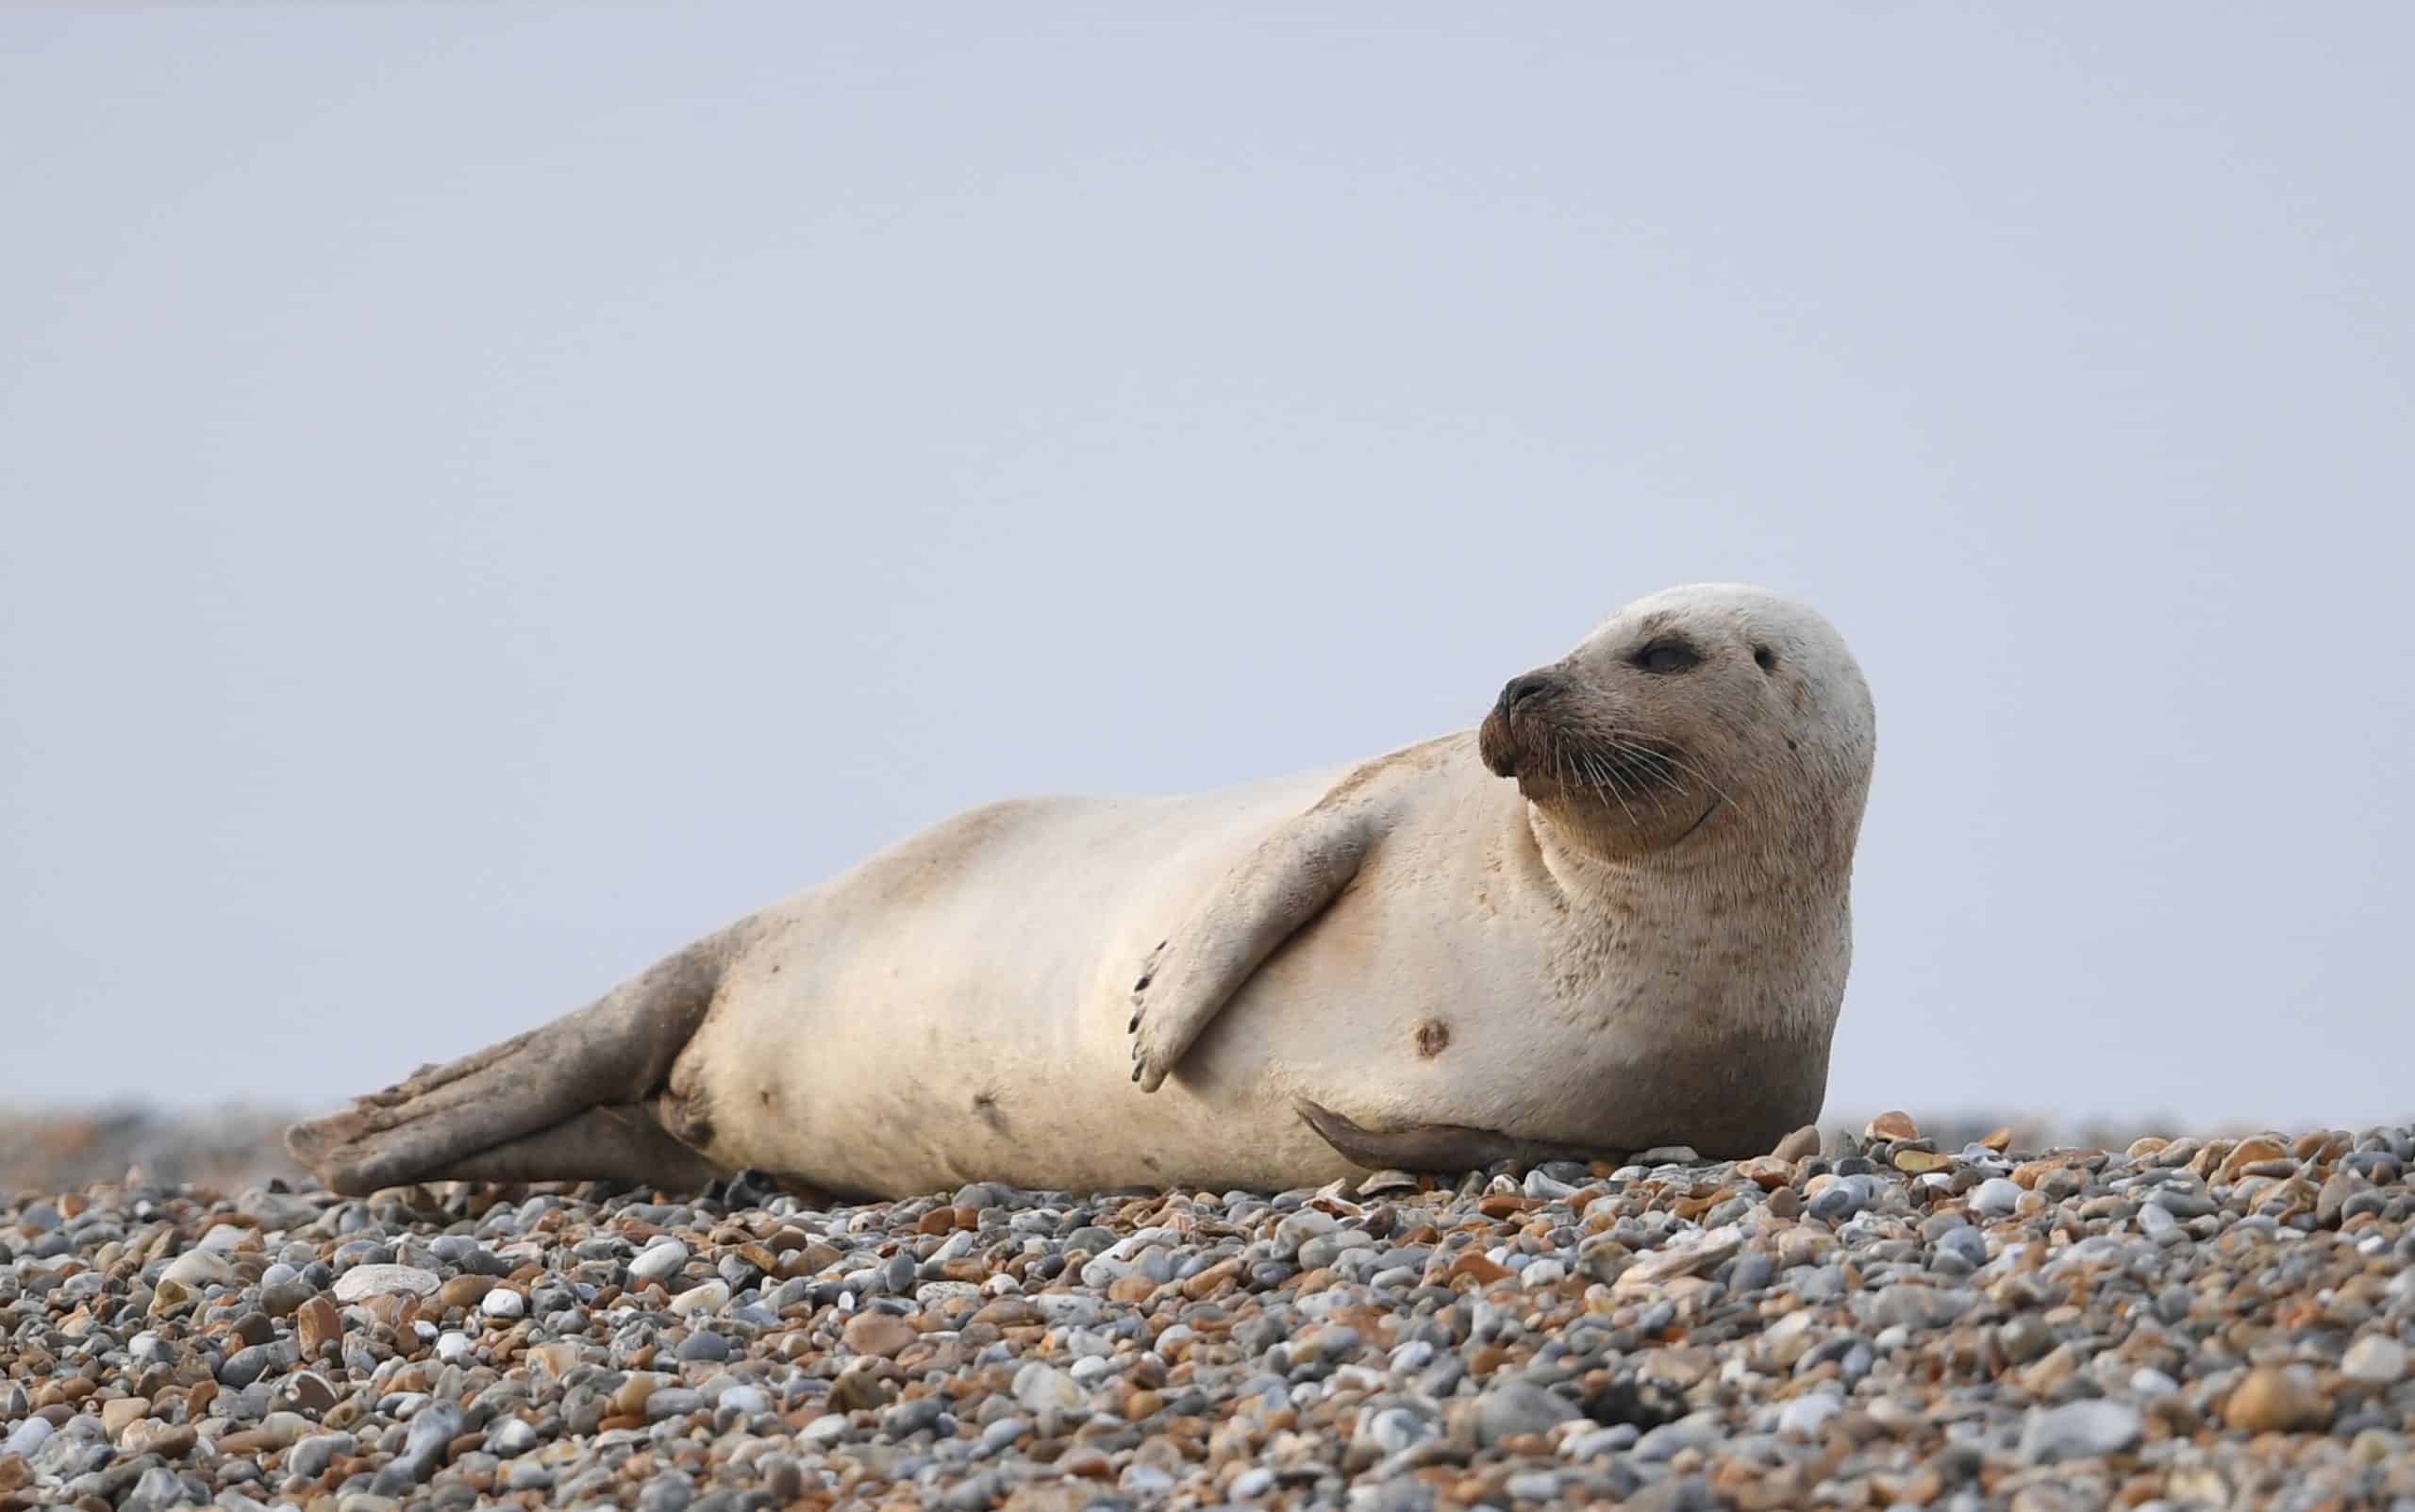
[1476,709,1521,778]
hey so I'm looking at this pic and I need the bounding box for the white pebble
[1012,1362,1083,1413]
[1778,1392,1843,1438]
[159,1250,235,1288]
[332,1264,440,1302]
[1970,1178,2024,1219]
[629,1238,691,1284]
[668,1280,731,1318]
[2344,1335,2408,1384]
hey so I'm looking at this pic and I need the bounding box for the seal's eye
[1754,644,1777,673]
[1634,639,1701,675]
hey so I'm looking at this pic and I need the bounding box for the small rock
[2019,1400,2143,1464]
[628,1238,690,1285]
[2342,1334,2408,1384]
[2223,1367,2333,1434]
[1614,1225,1741,1293]
[158,1249,234,1288]
[294,1294,342,1356]
[288,1434,353,1479]
[280,1371,339,1415]
[1778,1392,1843,1438]
[1864,1110,1919,1141]
[1971,1177,2023,1218]
[667,1279,731,1317]
[842,1309,920,1357]
[1475,1380,1579,1445]
[120,1464,194,1512]
[1012,1362,1083,1413]
[479,1287,525,1320]
[331,1265,440,1302]
[102,1396,153,1441]
[1634,1144,1701,1166]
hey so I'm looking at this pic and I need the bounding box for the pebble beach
[5,1109,2413,1512]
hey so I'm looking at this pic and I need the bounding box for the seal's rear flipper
[1296,1099,1619,1173]
[285,934,736,1195]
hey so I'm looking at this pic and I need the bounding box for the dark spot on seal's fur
[1415,1019,1451,1058]
[973,1090,1009,1136]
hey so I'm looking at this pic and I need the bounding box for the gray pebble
[2018,1400,2142,1464]
[1475,1380,1578,1445]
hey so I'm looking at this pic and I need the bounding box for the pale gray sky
[3,7,2409,1136]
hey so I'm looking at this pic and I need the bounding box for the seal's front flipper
[1127,803,1378,1091]
[285,934,734,1195]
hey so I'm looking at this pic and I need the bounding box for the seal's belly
[675,775,1364,1194]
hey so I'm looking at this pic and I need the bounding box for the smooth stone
[288,1434,354,1479]
[489,1420,538,1456]
[2223,1367,2334,1433]
[842,1310,920,1358]
[628,1239,691,1285]
[4,1416,58,1463]
[121,1464,194,1512]
[1970,1178,2024,1218]
[1012,1363,1083,1413]
[102,1396,153,1441]
[158,1250,235,1288]
[718,1386,771,1418]
[667,1280,731,1318]
[678,1330,731,1362]
[1778,1392,1843,1437]
[1635,1420,1719,1462]
[645,1388,707,1421]
[2343,1335,2408,1384]
[2019,1400,2144,1464]
[1474,1381,1579,1446]
[331,1265,440,1302]
[975,1416,1028,1456]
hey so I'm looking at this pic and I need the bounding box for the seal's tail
[284,933,735,1195]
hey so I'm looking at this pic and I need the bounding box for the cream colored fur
[653,582,1877,1195]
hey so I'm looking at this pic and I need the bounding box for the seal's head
[1478,583,1875,871]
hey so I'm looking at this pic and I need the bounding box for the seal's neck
[1523,801,1844,916]
[1520,799,1854,1044]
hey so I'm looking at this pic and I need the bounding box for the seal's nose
[1498,673,1557,715]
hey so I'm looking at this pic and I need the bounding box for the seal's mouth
[1477,669,1563,779]
[1477,674,1694,805]
[1477,706,1523,778]
[1672,793,1722,844]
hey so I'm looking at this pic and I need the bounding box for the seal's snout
[1479,669,1562,777]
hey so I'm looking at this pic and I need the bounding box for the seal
[287,583,1876,1198]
